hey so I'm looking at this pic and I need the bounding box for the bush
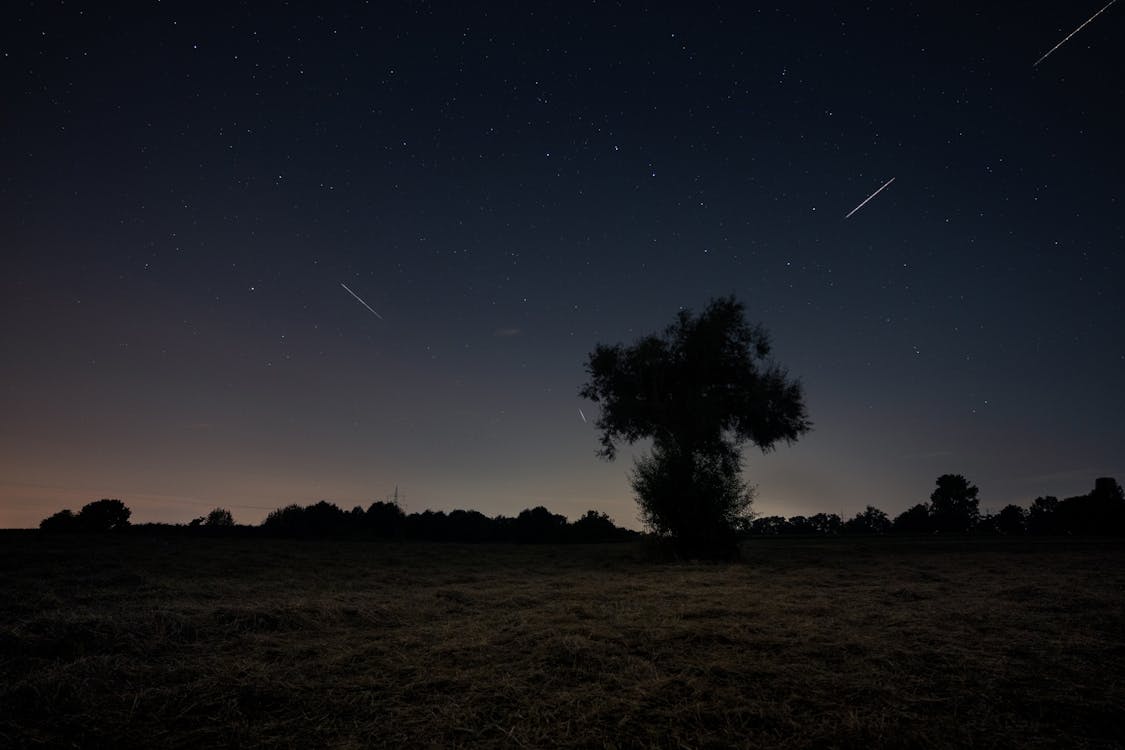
[893,503,932,533]
[39,509,79,532]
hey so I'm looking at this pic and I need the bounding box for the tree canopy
[929,474,980,532]
[580,296,810,556]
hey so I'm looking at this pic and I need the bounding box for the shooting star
[845,177,896,219]
[340,282,384,320]
[578,408,587,423]
[1033,0,1119,68]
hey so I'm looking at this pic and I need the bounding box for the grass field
[1,533,1123,748]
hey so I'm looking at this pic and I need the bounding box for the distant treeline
[745,476,1125,537]
[38,499,639,544]
[36,475,1125,541]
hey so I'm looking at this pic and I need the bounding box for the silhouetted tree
[262,501,354,537]
[893,503,932,533]
[786,515,814,534]
[365,500,406,537]
[304,501,349,535]
[929,474,980,532]
[808,512,843,536]
[76,499,131,532]
[571,510,620,542]
[39,509,79,532]
[512,506,568,543]
[1027,495,1059,535]
[1086,477,1125,535]
[205,507,235,527]
[748,515,791,536]
[974,511,998,535]
[579,296,810,558]
[408,509,450,540]
[1093,477,1125,503]
[445,509,495,541]
[1053,478,1125,535]
[995,504,1027,535]
[843,505,891,534]
[262,504,305,535]
[629,445,755,554]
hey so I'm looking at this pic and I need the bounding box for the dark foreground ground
[1,533,1123,749]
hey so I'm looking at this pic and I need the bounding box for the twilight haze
[2,3,1123,528]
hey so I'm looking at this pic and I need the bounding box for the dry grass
[1,533,1123,748]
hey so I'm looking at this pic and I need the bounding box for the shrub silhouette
[843,505,891,534]
[76,499,131,532]
[205,508,235,527]
[994,504,1027,535]
[893,503,932,533]
[808,513,843,535]
[786,515,814,534]
[1051,478,1125,535]
[570,510,622,542]
[580,296,810,558]
[1027,495,1060,534]
[748,516,791,536]
[512,506,568,543]
[262,504,304,534]
[408,509,451,540]
[445,509,496,541]
[365,500,406,537]
[39,509,79,532]
[1093,477,1124,503]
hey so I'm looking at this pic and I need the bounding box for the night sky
[3,2,1123,528]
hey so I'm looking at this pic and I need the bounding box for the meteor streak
[578,408,587,423]
[1033,0,1119,67]
[340,282,384,320]
[845,177,896,219]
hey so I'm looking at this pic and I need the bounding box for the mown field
[1,533,1123,749]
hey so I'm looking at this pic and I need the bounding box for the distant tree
[261,501,352,537]
[446,509,495,542]
[571,510,620,542]
[1087,477,1125,534]
[1053,478,1125,535]
[205,507,235,527]
[748,515,791,536]
[808,512,843,536]
[1027,495,1060,535]
[39,508,79,532]
[76,499,131,532]
[1093,477,1125,503]
[580,296,810,558]
[365,500,406,537]
[974,511,998,535]
[257,499,631,544]
[304,501,349,535]
[893,503,932,533]
[843,505,892,534]
[929,474,980,532]
[409,510,451,540]
[512,506,568,543]
[265,503,310,532]
[786,515,814,534]
[491,514,515,540]
[994,504,1027,535]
